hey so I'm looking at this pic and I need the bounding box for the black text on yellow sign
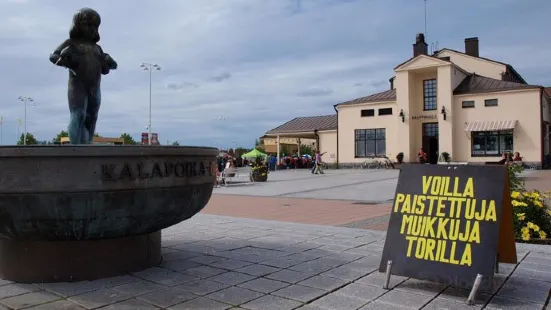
[393,176,497,267]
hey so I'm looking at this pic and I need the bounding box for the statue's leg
[67,81,88,144]
[86,88,101,144]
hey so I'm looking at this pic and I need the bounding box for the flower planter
[252,172,268,182]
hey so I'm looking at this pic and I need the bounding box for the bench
[218,167,254,186]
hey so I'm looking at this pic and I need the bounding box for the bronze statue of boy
[49,8,117,144]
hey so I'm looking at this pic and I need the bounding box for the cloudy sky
[1,0,550,147]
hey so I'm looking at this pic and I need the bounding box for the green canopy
[241,149,267,160]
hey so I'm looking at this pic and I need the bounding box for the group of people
[217,156,236,173]
[417,148,524,166]
[498,151,523,165]
[266,154,312,171]
[264,150,326,174]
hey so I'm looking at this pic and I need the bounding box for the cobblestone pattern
[1,214,549,309]
[338,215,391,230]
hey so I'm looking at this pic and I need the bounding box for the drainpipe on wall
[276,135,280,170]
[333,105,339,168]
[314,129,319,152]
[539,87,544,168]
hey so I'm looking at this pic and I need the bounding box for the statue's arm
[98,45,118,74]
[49,39,72,66]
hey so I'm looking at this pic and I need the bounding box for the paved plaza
[1,169,549,309]
[213,169,400,203]
[212,168,545,203]
[1,214,548,309]
[207,169,399,230]
[206,168,548,231]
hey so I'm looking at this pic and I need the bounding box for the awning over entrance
[464,120,517,132]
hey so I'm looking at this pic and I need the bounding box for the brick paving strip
[1,214,549,309]
[202,194,393,230]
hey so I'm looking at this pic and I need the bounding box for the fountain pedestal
[0,145,217,283]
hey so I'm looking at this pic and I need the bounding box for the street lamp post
[0,116,3,145]
[215,116,225,151]
[140,63,161,145]
[18,96,34,145]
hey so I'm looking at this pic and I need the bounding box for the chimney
[389,77,394,90]
[413,33,428,57]
[465,37,479,57]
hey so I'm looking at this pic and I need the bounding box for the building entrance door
[422,122,439,164]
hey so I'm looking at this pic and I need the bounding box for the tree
[300,144,313,156]
[120,133,137,145]
[52,130,69,144]
[17,133,38,145]
[171,141,180,146]
[235,147,248,158]
[52,130,100,144]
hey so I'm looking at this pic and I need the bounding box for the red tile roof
[266,114,337,134]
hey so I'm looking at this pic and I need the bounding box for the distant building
[259,136,317,154]
[265,34,551,167]
[60,136,124,145]
[262,115,338,163]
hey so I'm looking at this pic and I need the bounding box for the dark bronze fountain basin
[0,145,217,282]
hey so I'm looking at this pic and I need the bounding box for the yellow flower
[530,191,541,199]
[521,227,529,234]
[511,191,521,199]
[539,231,547,239]
[534,200,543,208]
[527,222,535,229]
[517,213,526,221]
[547,210,551,216]
[521,232,530,241]
[512,200,528,207]
[533,225,540,232]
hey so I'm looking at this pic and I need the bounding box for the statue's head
[69,8,101,43]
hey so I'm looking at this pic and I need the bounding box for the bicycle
[363,155,395,169]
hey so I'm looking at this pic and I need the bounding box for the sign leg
[467,274,483,305]
[383,260,393,289]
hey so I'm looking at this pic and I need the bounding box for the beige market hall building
[264,34,551,167]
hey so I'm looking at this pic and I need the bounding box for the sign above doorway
[411,114,437,120]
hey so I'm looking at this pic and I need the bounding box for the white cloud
[0,0,550,147]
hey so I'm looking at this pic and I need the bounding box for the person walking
[313,150,326,174]
[311,150,317,174]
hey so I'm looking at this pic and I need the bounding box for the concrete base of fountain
[0,145,218,283]
[0,231,161,283]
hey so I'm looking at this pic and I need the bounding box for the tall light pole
[215,115,225,151]
[18,96,34,145]
[0,116,3,145]
[16,119,21,143]
[140,63,161,145]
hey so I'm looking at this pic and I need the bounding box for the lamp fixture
[399,109,405,123]
[441,106,447,121]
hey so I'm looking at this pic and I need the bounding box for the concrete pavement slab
[213,169,399,202]
[0,214,548,309]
